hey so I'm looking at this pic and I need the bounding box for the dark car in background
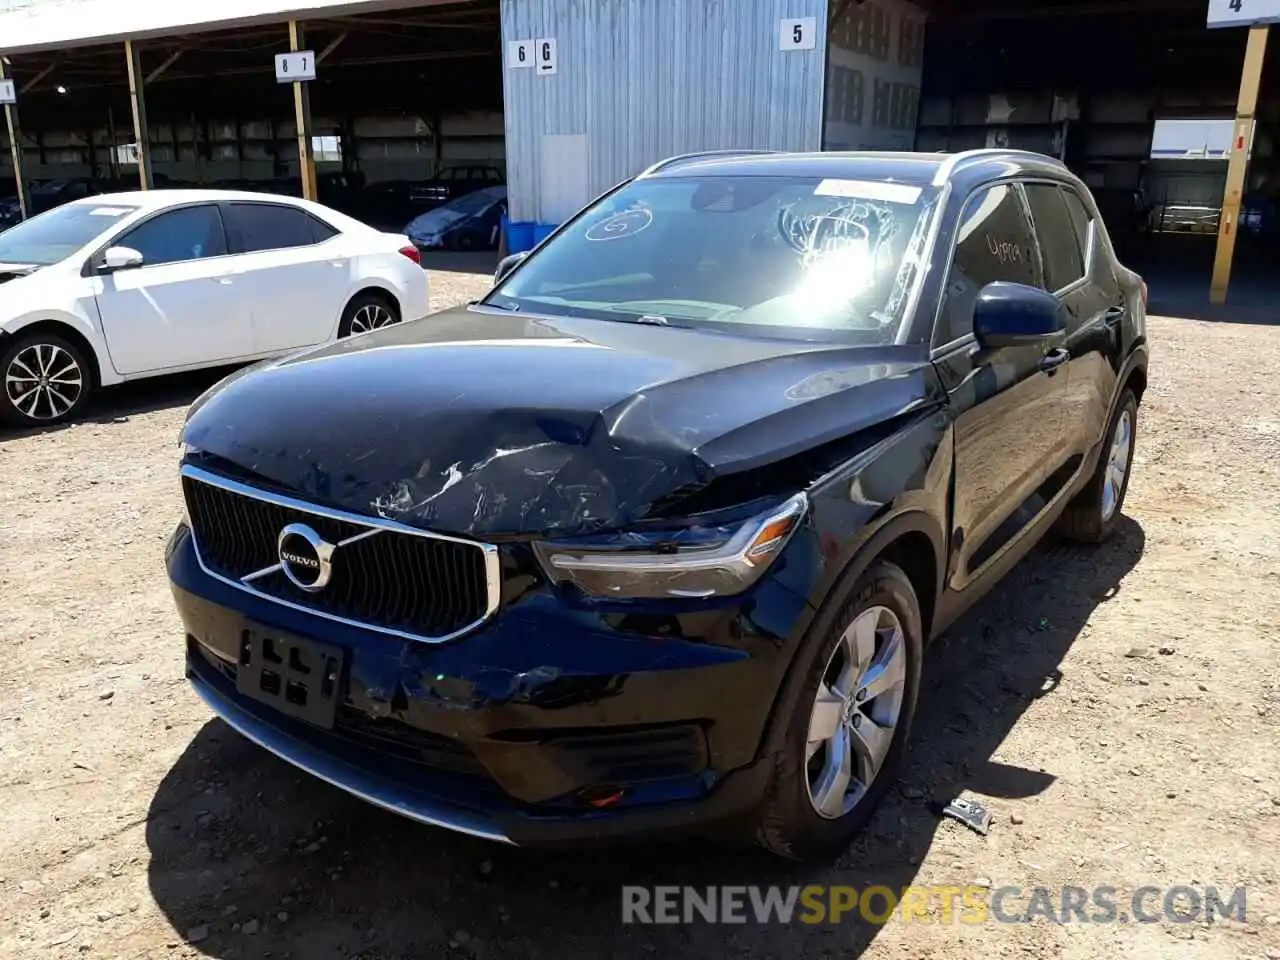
[0,173,180,231]
[404,185,506,250]
[0,179,96,231]
[410,164,504,207]
[168,148,1148,861]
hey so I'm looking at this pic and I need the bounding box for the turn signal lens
[400,245,422,265]
[534,493,808,600]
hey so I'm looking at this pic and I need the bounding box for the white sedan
[0,189,429,426]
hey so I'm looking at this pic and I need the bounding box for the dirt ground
[2,266,1279,960]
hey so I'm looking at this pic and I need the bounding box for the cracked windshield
[488,176,939,342]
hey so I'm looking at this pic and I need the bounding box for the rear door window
[1060,188,1094,260]
[222,203,337,253]
[1024,183,1085,292]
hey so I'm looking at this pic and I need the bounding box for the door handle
[1103,306,1126,327]
[1039,347,1070,373]
[330,260,348,268]
[211,276,234,285]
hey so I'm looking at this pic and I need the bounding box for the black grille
[183,473,492,639]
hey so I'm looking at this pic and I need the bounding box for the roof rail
[638,150,780,178]
[931,148,1066,186]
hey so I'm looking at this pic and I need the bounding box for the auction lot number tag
[780,17,817,50]
[275,51,316,83]
[1207,0,1280,28]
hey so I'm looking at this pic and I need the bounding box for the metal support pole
[0,58,29,220]
[289,20,317,202]
[124,39,153,189]
[107,104,119,180]
[1211,25,1269,305]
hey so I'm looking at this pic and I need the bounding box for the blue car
[169,149,1148,860]
[403,185,507,251]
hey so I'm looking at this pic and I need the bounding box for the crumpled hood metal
[181,306,937,537]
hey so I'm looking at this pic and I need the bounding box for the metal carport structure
[0,0,490,215]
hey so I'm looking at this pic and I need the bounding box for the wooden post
[107,103,119,180]
[289,20,317,202]
[0,58,29,220]
[1210,25,1269,305]
[124,39,153,189]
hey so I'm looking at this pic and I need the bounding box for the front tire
[1056,389,1138,544]
[337,292,401,339]
[0,331,94,427]
[753,561,923,861]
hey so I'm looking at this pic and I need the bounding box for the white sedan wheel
[2,336,90,426]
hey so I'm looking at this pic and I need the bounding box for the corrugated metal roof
[0,0,464,55]
[500,0,828,223]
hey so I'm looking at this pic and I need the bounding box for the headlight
[533,493,807,600]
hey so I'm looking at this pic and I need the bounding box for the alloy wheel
[805,605,908,820]
[1101,409,1133,522]
[348,303,397,335]
[5,342,84,421]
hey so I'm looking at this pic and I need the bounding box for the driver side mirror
[494,251,527,285]
[973,281,1067,350]
[99,245,144,274]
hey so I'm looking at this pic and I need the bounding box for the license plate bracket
[236,626,345,729]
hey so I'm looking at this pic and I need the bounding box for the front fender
[804,406,953,616]
[0,307,119,386]
[749,406,954,763]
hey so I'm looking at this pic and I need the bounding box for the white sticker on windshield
[89,207,132,217]
[814,179,922,205]
[585,207,653,241]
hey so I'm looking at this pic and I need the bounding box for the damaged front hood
[182,307,938,536]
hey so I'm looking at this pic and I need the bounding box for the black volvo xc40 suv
[168,149,1148,860]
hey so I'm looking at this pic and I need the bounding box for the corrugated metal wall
[500,0,828,223]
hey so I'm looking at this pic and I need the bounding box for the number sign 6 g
[1207,0,1280,28]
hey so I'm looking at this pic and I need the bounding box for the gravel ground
[2,270,1279,959]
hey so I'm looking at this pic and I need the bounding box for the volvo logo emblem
[277,523,335,593]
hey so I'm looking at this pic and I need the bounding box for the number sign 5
[780,17,817,51]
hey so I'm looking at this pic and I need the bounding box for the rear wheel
[1056,389,1138,543]
[752,561,923,861]
[337,292,401,338]
[1,331,94,427]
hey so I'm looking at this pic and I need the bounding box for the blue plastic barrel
[507,221,536,253]
[533,223,557,244]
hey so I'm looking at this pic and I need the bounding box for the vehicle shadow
[145,518,1145,958]
[0,366,232,442]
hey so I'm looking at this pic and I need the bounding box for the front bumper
[168,523,814,845]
